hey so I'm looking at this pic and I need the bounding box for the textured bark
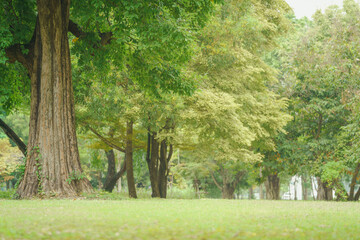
[16,0,92,198]
[316,177,333,201]
[103,149,126,192]
[222,184,235,199]
[158,140,173,198]
[125,121,137,198]
[104,149,116,188]
[147,134,160,197]
[0,119,27,156]
[354,186,360,201]
[265,174,280,200]
[349,163,360,201]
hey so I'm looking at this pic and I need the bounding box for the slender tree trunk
[265,174,280,200]
[349,163,360,201]
[6,181,10,190]
[103,149,115,190]
[17,0,92,198]
[147,134,160,197]
[193,178,200,199]
[259,184,264,200]
[158,140,168,198]
[117,154,123,192]
[0,119,27,156]
[248,186,253,200]
[102,150,126,192]
[125,121,137,198]
[259,167,264,199]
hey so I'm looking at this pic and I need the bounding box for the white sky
[286,0,345,18]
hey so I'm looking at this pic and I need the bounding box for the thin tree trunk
[259,184,264,199]
[125,121,137,198]
[148,134,160,197]
[17,0,92,198]
[248,186,253,200]
[116,155,123,192]
[265,174,280,200]
[0,119,27,156]
[103,150,126,192]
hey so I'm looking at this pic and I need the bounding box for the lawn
[0,199,359,239]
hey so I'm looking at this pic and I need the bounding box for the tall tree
[1,0,217,198]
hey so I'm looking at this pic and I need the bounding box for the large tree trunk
[0,119,27,156]
[222,183,235,199]
[265,174,280,200]
[125,121,137,198]
[316,177,333,201]
[16,0,92,198]
[103,150,126,192]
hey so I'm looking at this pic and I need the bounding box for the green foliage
[66,170,87,184]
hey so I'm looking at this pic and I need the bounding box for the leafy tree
[0,0,218,198]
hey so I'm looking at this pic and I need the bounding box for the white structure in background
[282,176,336,200]
[287,175,303,200]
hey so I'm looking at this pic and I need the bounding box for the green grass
[0,199,359,239]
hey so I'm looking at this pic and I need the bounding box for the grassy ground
[0,199,359,240]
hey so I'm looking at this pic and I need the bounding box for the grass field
[0,199,359,239]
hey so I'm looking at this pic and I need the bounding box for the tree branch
[210,171,222,190]
[0,118,27,156]
[87,125,125,153]
[68,19,113,46]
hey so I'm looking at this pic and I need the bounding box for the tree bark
[316,177,333,201]
[16,0,92,198]
[222,183,235,199]
[0,119,27,156]
[103,149,126,192]
[125,121,137,198]
[147,133,160,197]
[349,163,360,201]
[248,186,253,200]
[354,186,360,201]
[265,174,280,200]
[259,184,264,200]
[158,140,173,198]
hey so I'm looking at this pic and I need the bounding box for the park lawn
[0,199,359,240]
